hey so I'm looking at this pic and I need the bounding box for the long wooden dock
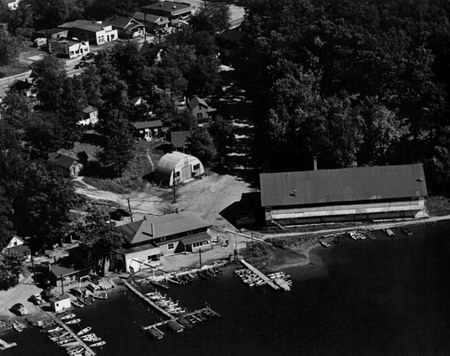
[47,313,95,356]
[239,258,280,290]
[0,338,17,350]
[122,279,175,320]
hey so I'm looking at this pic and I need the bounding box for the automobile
[401,226,413,236]
[75,61,89,69]
[81,52,95,61]
[30,293,43,305]
[109,208,130,221]
[10,303,27,316]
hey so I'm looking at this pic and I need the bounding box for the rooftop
[260,164,428,207]
[103,16,144,29]
[119,212,210,245]
[188,96,216,112]
[48,153,78,169]
[132,120,162,130]
[59,20,109,33]
[133,11,170,24]
[143,1,193,17]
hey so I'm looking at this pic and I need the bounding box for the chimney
[313,156,318,171]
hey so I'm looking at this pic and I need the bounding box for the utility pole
[60,276,64,295]
[127,198,133,222]
[172,168,176,203]
[199,248,202,268]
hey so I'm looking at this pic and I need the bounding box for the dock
[122,279,175,320]
[47,313,95,356]
[239,258,280,291]
[0,338,17,350]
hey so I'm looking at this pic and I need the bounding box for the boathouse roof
[260,163,428,208]
[119,211,210,245]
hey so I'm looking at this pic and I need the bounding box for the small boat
[60,314,76,320]
[348,231,358,240]
[90,341,106,348]
[384,228,394,237]
[59,341,80,348]
[83,335,102,343]
[167,320,184,333]
[67,346,85,355]
[147,327,164,340]
[320,240,331,248]
[356,231,366,240]
[57,337,77,346]
[177,317,192,329]
[401,227,413,236]
[71,300,83,308]
[65,318,81,325]
[367,231,376,240]
[93,291,108,300]
[47,326,63,334]
[76,327,92,336]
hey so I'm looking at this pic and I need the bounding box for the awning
[180,233,211,246]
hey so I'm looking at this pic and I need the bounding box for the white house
[154,151,204,186]
[48,38,90,59]
[78,105,98,126]
[3,236,31,262]
[59,20,118,45]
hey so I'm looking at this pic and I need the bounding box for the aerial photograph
[0,0,450,355]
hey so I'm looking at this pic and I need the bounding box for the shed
[49,294,71,312]
[154,151,204,186]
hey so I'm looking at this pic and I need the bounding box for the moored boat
[65,318,81,325]
[76,327,92,336]
[147,327,164,340]
[320,240,331,248]
[90,341,106,348]
[60,313,76,321]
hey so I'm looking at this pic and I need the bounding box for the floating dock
[0,338,17,350]
[239,258,280,291]
[122,279,175,319]
[48,313,96,356]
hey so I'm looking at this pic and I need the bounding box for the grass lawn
[0,61,30,78]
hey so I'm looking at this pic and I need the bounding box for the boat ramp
[47,313,96,356]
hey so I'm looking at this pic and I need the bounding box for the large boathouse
[260,164,428,225]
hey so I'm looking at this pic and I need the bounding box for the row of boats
[197,267,223,280]
[71,292,108,309]
[41,313,106,355]
[145,291,188,316]
[234,269,293,291]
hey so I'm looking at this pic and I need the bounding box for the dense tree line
[238,0,450,194]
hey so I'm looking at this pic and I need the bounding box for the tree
[0,253,25,290]
[30,55,66,111]
[191,2,230,34]
[97,109,135,176]
[209,115,233,164]
[0,27,21,66]
[73,207,125,275]
[188,127,217,165]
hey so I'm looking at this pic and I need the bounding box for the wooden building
[260,164,428,225]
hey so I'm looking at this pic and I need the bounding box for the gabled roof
[49,264,78,278]
[83,105,97,114]
[132,120,162,130]
[170,130,191,148]
[260,164,428,208]
[118,212,210,245]
[188,96,216,112]
[133,11,170,24]
[104,16,144,30]
[59,20,108,33]
[143,1,193,17]
[48,153,78,169]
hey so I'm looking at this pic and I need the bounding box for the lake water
[3,221,450,355]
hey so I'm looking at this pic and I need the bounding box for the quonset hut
[154,151,204,186]
[260,164,428,225]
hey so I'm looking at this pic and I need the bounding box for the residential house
[3,0,20,10]
[8,79,33,97]
[188,96,216,122]
[47,263,91,287]
[78,105,98,126]
[118,212,212,273]
[2,236,31,262]
[260,163,428,225]
[58,20,118,45]
[142,1,194,24]
[132,11,169,32]
[48,153,83,178]
[170,130,191,151]
[48,37,90,59]
[131,120,162,141]
[49,294,71,312]
[154,151,204,186]
[103,15,145,39]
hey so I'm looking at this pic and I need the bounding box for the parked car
[30,294,42,305]
[81,52,95,61]
[75,61,89,69]
[10,303,27,316]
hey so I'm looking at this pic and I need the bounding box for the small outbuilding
[154,151,204,186]
[49,294,71,313]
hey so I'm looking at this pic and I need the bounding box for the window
[174,171,180,177]
[197,113,202,119]
[168,243,174,250]
[193,163,200,171]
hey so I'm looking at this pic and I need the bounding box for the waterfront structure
[154,151,204,186]
[119,212,212,273]
[48,153,83,178]
[58,20,118,45]
[2,236,31,262]
[49,294,71,312]
[131,120,162,141]
[48,37,90,59]
[47,264,91,288]
[260,163,428,225]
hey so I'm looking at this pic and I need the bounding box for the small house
[49,294,71,312]
[188,96,216,122]
[132,12,169,32]
[48,153,83,178]
[58,20,118,45]
[103,15,145,38]
[131,120,162,141]
[170,130,191,151]
[47,263,91,287]
[2,236,31,262]
[78,105,98,126]
[33,28,68,40]
[154,151,204,186]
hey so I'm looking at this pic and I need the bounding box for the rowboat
[320,240,330,248]
[47,326,63,334]
[76,327,92,336]
[67,346,85,355]
[90,341,106,348]
[65,318,81,325]
[60,314,76,320]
